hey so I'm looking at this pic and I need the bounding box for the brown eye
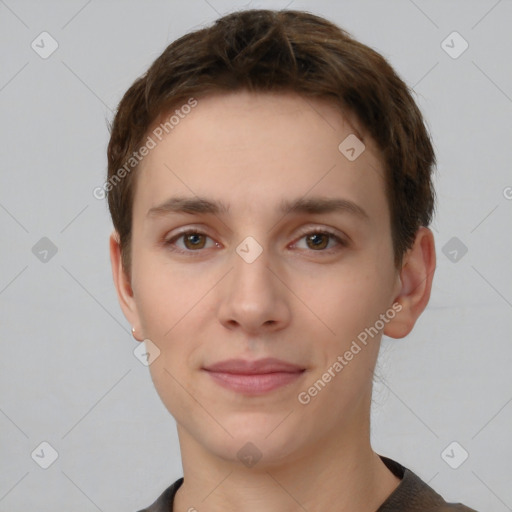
[305,233,330,250]
[292,229,346,253]
[183,232,207,250]
[165,230,217,253]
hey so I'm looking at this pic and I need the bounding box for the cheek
[146,353,198,433]
[301,263,392,341]
[132,255,210,381]
[310,283,394,391]
[136,267,202,414]
[133,254,195,337]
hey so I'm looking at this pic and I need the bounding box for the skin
[110,91,436,512]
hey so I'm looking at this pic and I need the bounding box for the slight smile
[202,358,306,395]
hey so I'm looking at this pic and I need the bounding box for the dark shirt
[137,455,478,512]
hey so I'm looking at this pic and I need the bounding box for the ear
[384,227,436,339]
[109,230,143,341]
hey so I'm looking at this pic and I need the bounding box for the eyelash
[163,227,347,256]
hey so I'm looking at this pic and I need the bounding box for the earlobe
[109,231,143,340]
[384,227,436,339]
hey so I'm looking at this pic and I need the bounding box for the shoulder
[429,507,479,512]
[135,477,183,512]
[377,455,480,512]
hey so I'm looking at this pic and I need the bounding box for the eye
[292,229,346,252]
[163,227,347,256]
[165,230,218,253]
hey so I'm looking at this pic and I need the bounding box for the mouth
[204,370,306,394]
[202,357,306,395]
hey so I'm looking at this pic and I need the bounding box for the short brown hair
[106,9,436,274]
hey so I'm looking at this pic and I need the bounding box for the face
[115,91,405,466]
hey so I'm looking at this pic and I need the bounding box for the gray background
[1,0,511,510]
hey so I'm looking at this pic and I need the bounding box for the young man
[107,9,478,512]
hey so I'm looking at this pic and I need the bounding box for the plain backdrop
[1,0,511,510]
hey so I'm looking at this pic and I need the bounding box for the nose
[216,243,292,335]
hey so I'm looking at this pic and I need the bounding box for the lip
[202,358,306,395]
[204,357,304,374]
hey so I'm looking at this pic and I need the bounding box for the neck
[173,407,400,512]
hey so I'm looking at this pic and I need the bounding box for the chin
[205,417,307,468]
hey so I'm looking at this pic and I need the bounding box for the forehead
[149,90,372,155]
[134,91,387,221]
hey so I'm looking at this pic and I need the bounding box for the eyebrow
[146,196,368,220]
